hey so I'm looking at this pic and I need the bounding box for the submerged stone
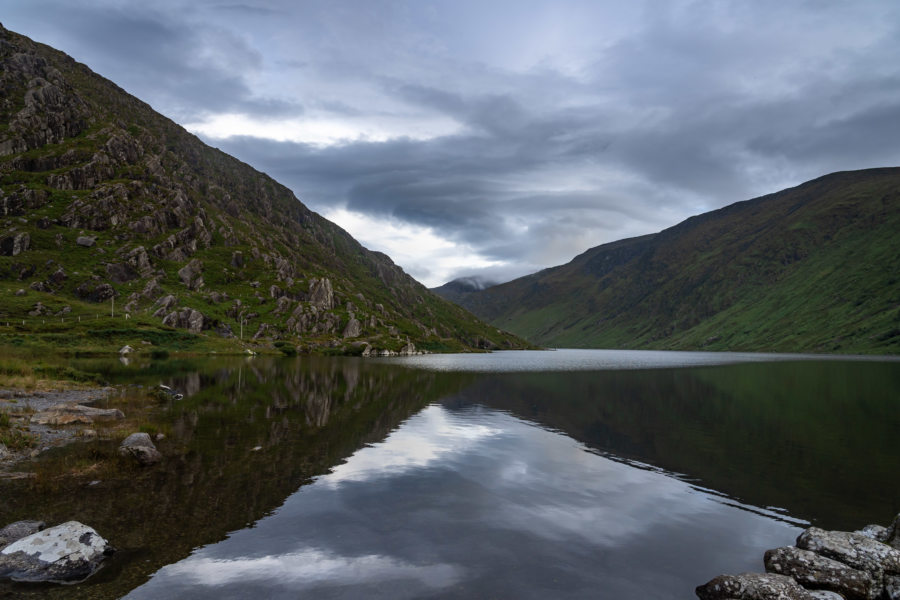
[0,521,112,583]
[118,432,162,465]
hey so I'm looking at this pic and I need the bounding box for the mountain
[0,24,528,355]
[450,168,900,354]
[431,276,498,305]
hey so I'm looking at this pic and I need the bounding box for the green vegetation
[0,405,37,450]
[454,168,900,354]
[0,24,531,360]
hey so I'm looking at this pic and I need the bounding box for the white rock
[0,521,112,583]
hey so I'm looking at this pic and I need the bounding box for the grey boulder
[797,527,900,583]
[696,572,817,600]
[0,521,112,583]
[764,545,875,600]
[118,432,162,465]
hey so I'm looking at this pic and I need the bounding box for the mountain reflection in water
[1,351,897,599]
[126,404,798,600]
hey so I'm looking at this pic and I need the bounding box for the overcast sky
[4,1,900,286]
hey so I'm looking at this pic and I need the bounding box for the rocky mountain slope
[0,24,528,354]
[450,168,900,354]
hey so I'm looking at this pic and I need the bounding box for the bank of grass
[0,351,105,391]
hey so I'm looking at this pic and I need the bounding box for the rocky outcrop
[177,258,204,291]
[74,281,116,302]
[0,24,528,355]
[30,403,125,426]
[0,187,49,217]
[0,521,113,584]
[309,277,334,309]
[152,294,177,317]
[161,307,211,333]
[118,432,161,466]
[0,232,30,256]
[342,315,362,338]
[698,516,900,600]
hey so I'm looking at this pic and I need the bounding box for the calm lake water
[2,350,899,599]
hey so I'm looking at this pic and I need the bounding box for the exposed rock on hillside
[0,23,528,353]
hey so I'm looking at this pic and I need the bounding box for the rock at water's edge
[797,527,900,582]
[764,546,875,600]
[0,521,112,583]
[696,572,817,600]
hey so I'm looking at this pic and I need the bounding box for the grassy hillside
[0,24,529,356]
[454,168,900,354]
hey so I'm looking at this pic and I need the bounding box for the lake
[1,349,899,599]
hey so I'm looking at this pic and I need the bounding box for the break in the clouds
[4,0,900,286]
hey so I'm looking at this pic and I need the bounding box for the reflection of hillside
[448,361,900,531]
[0,357,468,600]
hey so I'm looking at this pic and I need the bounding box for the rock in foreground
[0,521,113,583]
[698,515,900,600]
[696,572,816,599]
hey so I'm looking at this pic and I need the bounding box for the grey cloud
[7,2,303,121]
[6,0,900,285]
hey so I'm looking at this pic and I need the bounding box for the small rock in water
[0,521,45,549]
[155,385,183,401]
[118,432,162,466]
[0,521,113,583]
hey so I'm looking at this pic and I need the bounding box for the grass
[0,409,37,451]
[463,169,900,355]
[0,24,534,363]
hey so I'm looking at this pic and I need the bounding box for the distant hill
[0,24,528,354]
[431,276,498,305]
[450,168,900,354]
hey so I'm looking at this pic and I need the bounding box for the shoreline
[0,386,118,474]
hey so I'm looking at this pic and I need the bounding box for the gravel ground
[0,387,116,473]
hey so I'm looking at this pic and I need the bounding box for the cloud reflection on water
[127,402,799,599]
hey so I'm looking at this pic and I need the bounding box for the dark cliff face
[450,168,900,354]
[0,24,527,353]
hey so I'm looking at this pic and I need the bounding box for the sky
[3,0,900,287]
